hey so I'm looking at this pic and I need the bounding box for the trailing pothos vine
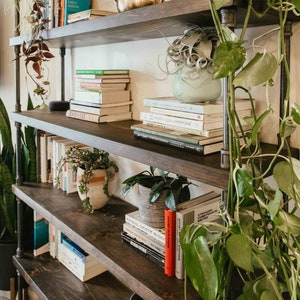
[180,1,300,299]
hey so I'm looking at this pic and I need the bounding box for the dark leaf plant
[180,1,300,300]
[0,96,36,241]
[122,166,192,211]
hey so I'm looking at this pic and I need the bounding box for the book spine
[66,110,100,123]
[150,106,208,121]
[130,124,200,145]
[140,112,223,131]
[121,232,164,269]
[144,98,208,114]
[123,222,165,256]
[61,235,88,263]
[133,131,206,155]
[164,208,176,277]
[125,213,165,244]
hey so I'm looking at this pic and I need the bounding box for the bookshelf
[10,0,297,299]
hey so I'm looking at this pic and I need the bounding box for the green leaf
[275,209,300,235]
[266,189,282,220]
[233,52,278,87]
[180,225,218,300]
[251,110,271,145]
[273,160,300,199]
[291,103,300,124]
[226,234,254,272]
[236,168,254,197]
[213,41,246,79]
[214,0,231,10]
[294,0,300,12]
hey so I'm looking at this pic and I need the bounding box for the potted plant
[121,166,192,227]
[180,1,300,300]
[162,26,221,103]
[0,96,36,290]
[56,146,119,213]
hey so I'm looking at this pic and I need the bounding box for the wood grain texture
[11,111,229,189]
[13,183,201,299]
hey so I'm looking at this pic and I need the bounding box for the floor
[0,288,38,300]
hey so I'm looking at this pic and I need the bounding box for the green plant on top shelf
[180,1,300,300]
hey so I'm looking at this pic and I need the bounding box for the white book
[58,242,107,282]
[125,211,165,244]
[144,96,252,114]
[175,195,223,280]
[123,222,165,256]
[140,111,224,131]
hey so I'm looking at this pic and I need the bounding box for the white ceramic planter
[173,66,221,103]
[76,167,116,210]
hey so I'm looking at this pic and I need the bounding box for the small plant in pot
[56,146,119,213]
[162,26,221,103]
[121,166,192,227]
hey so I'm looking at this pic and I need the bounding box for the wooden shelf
[11,110,230,189]
[13,252,133,300]
[10,0,297,49]
[13,183,201,300]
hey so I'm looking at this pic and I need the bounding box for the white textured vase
[173,66,221,103]
[76,167,116,210]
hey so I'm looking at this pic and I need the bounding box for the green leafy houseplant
[162,26,221,102]
[121,166,192,211]
[180,1,300,300]
[0,96,36,241]
[56,146,119,213]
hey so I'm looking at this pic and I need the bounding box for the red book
[164,208,176,276]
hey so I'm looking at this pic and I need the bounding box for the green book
[75,69,129,75]
[64,0,91,25]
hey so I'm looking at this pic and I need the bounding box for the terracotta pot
[76,167,117,210]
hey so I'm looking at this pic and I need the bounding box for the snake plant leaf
[233,52,278,87]
[274,210,300,235]
[213,41,246,79]
[291,103,300,124]
[226,234,254,272]
[273,160,300,199]
[236,168,254,197]
[266,189,282,220]
[180,228,218,300]
[214,0,231,10]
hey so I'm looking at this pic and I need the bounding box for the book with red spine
[164,208,176,277]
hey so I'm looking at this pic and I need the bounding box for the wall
[1,1,300,207]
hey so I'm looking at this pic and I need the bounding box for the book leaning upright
[175,191,222,280]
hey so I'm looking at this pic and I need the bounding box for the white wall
[1,1,300,206]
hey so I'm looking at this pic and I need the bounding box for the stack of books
[66,69,133,123]
[122,190,222,279]
[132,96,253,155]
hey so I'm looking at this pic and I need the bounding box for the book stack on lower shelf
[66,69,133,123]
[133,96,253,154]
[122,190,222,279]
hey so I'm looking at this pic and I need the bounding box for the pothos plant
[19,0,54,107]
[56,146,119,213]
[180,1,300,300]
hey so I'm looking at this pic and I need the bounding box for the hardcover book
[67,8,116,23]
[175,195,223,279]
[76,69,129,75]
[64,0,90,25]
[33,211,49,256]
[164,208,176,277]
